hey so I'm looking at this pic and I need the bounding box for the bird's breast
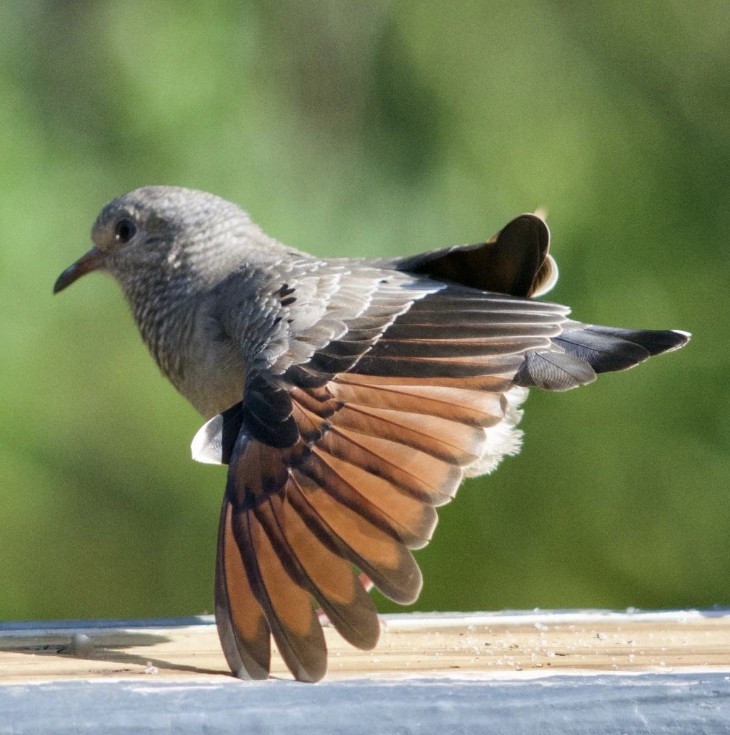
[132,289,247,419]
[175,310,247,419]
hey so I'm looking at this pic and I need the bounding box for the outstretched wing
[202,256,567,681]
[200,218,688,682]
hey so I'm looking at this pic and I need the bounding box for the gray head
[54,186,272,297]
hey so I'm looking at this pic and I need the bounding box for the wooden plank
[1,609,729,684]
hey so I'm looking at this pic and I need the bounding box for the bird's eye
[115,218,137,244]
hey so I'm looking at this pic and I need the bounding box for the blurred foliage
[0,0,727,622]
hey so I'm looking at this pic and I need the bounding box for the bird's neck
[120,265,248,417]
[123,272,199,385]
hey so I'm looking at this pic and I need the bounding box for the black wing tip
[519,325,690,391]
[663,329,691,353]
[588,326,691,358]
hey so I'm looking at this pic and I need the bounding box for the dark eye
[115,218,137,244]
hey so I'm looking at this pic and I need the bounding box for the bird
[54,186,689,682]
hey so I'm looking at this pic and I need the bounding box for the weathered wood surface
[1,609,729,683]
[2,611,729,734]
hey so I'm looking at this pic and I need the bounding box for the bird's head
[53,186,262,296]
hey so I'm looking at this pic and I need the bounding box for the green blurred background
[0,1,727,622]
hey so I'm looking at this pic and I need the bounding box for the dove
[54,186,689,682]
